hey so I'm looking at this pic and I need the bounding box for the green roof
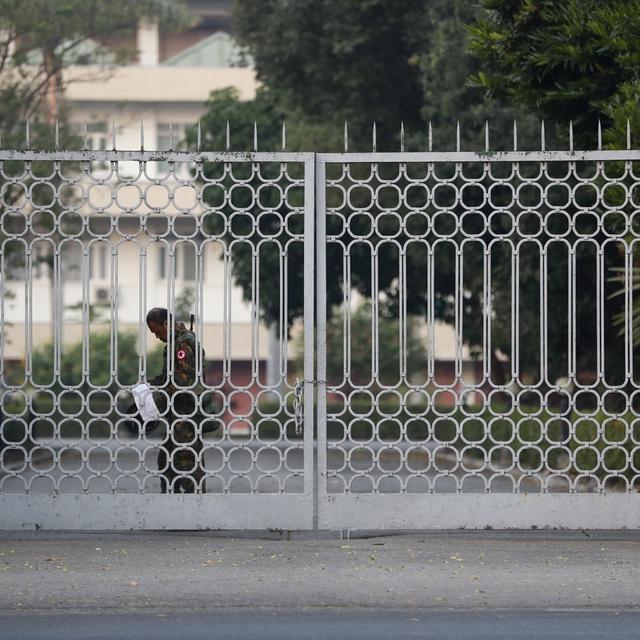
[162,31,250,68]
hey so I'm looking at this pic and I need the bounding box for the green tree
[469,0,640,382]
[30,330,164,389]
[296,302,428,387]
[468,0,640,148]
[415,0,533,151]
[195,1,537,377]
[232,0,425,149]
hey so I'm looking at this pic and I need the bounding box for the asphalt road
[1,530,639,611]
[1,609,639,640]
[1,530,639,638]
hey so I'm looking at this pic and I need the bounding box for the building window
[156,123,188,175]
[179,244,196,282]
[61,243,82,282]
[158,245,167,280]
[98,244,107,280]
[157,123,187,151]
[86,122,109,151]
[157,244,195,281]
[90,244,108,281]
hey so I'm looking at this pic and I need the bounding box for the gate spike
[253,121,258,151]
[428,121,432,152]
[540,120,545,151]
[197,120,202,151]
[169,122,174,151]
[226,120,230,151]
[400,121,405,152]
[344,121,349,152]
[484,120,489,152]
[140,120,144,151]
[597,119,602,150]
[627,119,631,150]
[456,121,460,152]
[25,120,30,149]
[281,121,286,151]
[513,120,518,151]
[83,120,88,150]
[112,118,117,150]
[54,119,60,150]
[569,120,574,151]
[372,122,377,152]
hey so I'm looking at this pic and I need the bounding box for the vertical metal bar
[345,246,353,385]
[195,243,204,383]
[399,242,407,384]
[314,154,326,530]
[139,246,147,380]
[113,246,120,385]
[108,241,117,385]
[251,243,259,385]
[512,243,519,383]
[482,240,490,383]
[279,239,286,385]
[53,239,61,381]
[81,244,90,382]
[427,243,434,381]
[222,243,231,388]
[596,242,603,384]
[343,251,350,384]
[0,245,5,382]
[538,241,544,386]
[25,241,33,381]
[371,244,378,384]
[198,241,205,387]
[542,243,549,386]
[455,243,463,383]
[626,243,632,383]
[303,154,316,521]
[569,243,576,385]
[168,244,176,383]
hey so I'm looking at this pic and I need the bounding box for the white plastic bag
[131,383,161,422]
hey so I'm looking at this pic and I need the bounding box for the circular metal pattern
[0,153,306,495]
[322,157,640,495]
[1,149,640,503]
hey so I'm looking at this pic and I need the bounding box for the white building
[1,0,469,390]
[2,0,285,390]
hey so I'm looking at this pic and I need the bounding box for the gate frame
[3,147,640,530]
[0,150,317,531]
[314,150,640,531]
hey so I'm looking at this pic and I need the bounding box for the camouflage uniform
[148,322,205,494]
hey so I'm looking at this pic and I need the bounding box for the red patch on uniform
[177,349,186,360]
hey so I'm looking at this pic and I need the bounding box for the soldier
[146,307,206,494]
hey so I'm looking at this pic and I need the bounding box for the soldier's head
[146,307,172,343]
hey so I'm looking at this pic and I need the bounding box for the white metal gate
[1,141,640,530]
[315,148,640,530]
[0,149,316,530]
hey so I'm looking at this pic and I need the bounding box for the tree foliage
[30,330,164,388]
[469,0,640,148]
[232,0,425,149]
[198,2,536,377]
[230,0,531,150]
